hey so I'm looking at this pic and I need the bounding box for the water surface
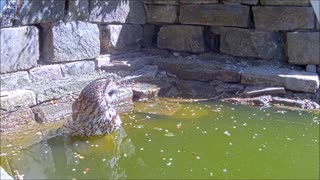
[1,99,319,179]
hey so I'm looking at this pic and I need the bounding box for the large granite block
[146,5,178,23]
[0,26,39,73]
[241,66,319,93]
[180,4,249,27]
[29,65,63,82]
[253,6,315,31]
[260,0,310,6]
[100,24,143,54]
[64,0,89,21]
[17,0,65,25]
[223,0,259,5]
[287,32,320,65]
[41,21,100,63]
[220,27,284,59]
[89,0,146,24]
[157,25,205,53]
[0,89,36,111]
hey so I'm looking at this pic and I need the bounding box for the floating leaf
[164,132,175,137]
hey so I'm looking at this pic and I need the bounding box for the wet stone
[0,107,35,132]
[129,83,161,101]
[242,86,286,97]
[31,99,73,123]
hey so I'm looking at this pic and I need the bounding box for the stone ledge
[241,66,319,93]
[0,89,36,112]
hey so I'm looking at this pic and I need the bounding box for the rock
[129,83,161,100]
[64,0,89,21]
[287,32,320,65]
[0,71,31,91]
[32,99,73,123]
[0,26,39,73]
[180,0,219,4]
[118,87,134,103]
[102,55,155,72]
[145,0,179,5]
[180,4,249,27]
[225,96,273,106]
[260,0,310,6]
[154,57,241,82]
[272,97,319,109]
[0,107,35,132]
[220,27,284,59]
[175,80,219,98]
[223,0,259,5]
[306,65,317,73]
[242,86,286,97]
[61,61,96,76]
[29,64,63,82]
[100,24,143,54]
[41,21,100,63]
[142,24,155,48]
[95,55,111,68]
[0,90,36,111]
[0,0,16,27]
[253,6,315,31]
[129,65,159,82]
[157,25,205,53]
[0,167,13,180]
[89,0,146,24]
[241,66,319,93]
[146,5,178,23]
[16,0,65,25]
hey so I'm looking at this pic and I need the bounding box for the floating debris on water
[164,132,175,137]
[135,125,144,129]
[154,127,163,131]
[224,131,231,136]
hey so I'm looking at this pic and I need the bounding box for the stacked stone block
[0,0,319,114]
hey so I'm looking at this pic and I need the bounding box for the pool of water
[1,99,319,179]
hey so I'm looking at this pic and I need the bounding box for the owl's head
[104,79,120,105]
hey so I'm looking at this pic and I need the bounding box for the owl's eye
[108,89,118,97]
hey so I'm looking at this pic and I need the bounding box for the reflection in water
[7,128,135,179]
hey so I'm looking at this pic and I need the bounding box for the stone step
[241,66,319,93]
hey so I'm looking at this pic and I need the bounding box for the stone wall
[0,0,319,113]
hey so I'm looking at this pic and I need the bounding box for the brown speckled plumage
[64,78,121,136]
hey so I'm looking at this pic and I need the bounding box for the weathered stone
[0,167,14,180]
[0,90,36,111]
[29,65,63,82]
[242,86,286,97]
[241,66,320,93]
[102,55,155,72]
[0,71,31,91]
[306,65,317,73]
[41,21,100,63]
[144,0,179,5]
[95,55,111,68]
[36,80,89,103]
[0,107,35,132]
[100,24,143,54]
[223,0,258,5]
[89,0,146,24]
[287,32,320,65]
[220,27,284,59]
[129,65,159,82]
[61,61,96,76]
[118,87,134,103]
[17,0,65,25]
[146,5,178,23]
[180,4,249,27]
[154,57,241,82]
[143,24,155,47]
[174,80,218,98]
[181,0,219,4]
[253,6,315,31]
[129,83,161,100]
[0,0,16,27]
[0,26,39,73]
[64,0,89,21]
[260,0,310,6]
[272,97,319,109]
[32,99,73,123]
[157,25,205,53]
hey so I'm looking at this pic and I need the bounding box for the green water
[1,100,319,179]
